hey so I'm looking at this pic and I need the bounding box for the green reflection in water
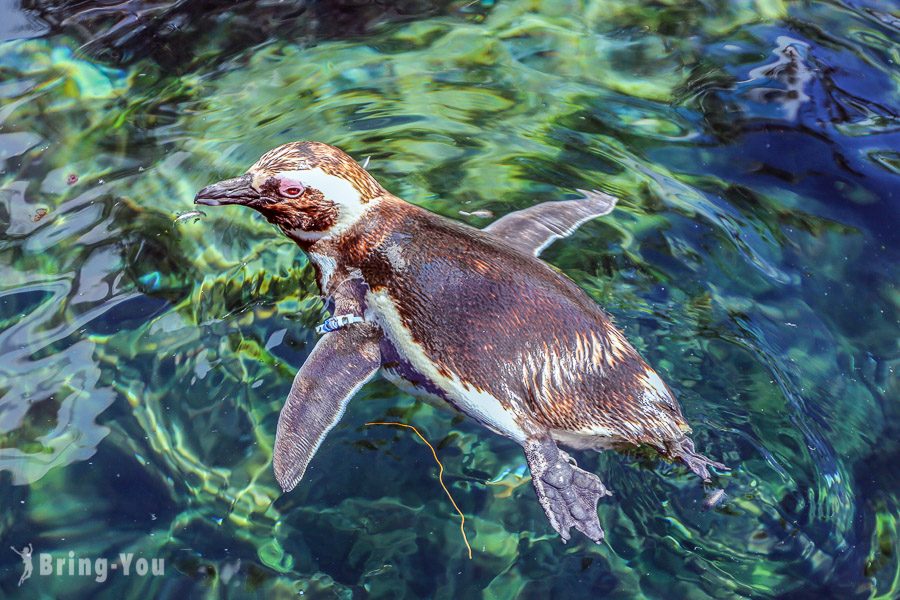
[0,0,898,597]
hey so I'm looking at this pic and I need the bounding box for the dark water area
[0,0,898,597]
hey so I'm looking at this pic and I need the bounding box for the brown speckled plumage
[319,197,690,447]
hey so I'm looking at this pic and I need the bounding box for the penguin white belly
[366,289,527,443]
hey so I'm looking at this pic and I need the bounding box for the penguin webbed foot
[665,437,728,482]
[524,437,612,544]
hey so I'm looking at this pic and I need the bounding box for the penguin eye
[281,185,305,198]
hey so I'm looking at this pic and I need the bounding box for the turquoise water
[0,0,898,597]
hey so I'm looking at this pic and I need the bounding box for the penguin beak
[194,174,259,206]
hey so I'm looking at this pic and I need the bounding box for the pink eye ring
[282,185,304,197]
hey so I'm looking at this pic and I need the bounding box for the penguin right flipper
[523,436,613,544]
[483,189,618,257]
[274,322,381,492]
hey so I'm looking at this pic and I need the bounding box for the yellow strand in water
[365,421,473,560]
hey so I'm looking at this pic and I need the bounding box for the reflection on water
[1,0,898,597]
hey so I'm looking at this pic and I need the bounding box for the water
[0,0,897,597]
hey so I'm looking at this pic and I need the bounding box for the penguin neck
[303,194,409,294]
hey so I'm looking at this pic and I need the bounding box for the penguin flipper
[483,189,618,257]
[274,323,381,492]
[523,436,612,544]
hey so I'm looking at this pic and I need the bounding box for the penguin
[195,141,726,544]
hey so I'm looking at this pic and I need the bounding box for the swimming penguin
[195,141,725,544]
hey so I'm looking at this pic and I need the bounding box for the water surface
[0,0,898,597]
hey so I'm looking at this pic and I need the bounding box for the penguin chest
[365,288,527,443]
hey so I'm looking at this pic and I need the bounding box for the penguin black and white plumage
[195,141,726,544]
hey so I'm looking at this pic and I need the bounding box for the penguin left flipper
[483,189,618,257]
[274,322,381,492]
[523,436,613,544]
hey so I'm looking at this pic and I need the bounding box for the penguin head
[195,141,384,242]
